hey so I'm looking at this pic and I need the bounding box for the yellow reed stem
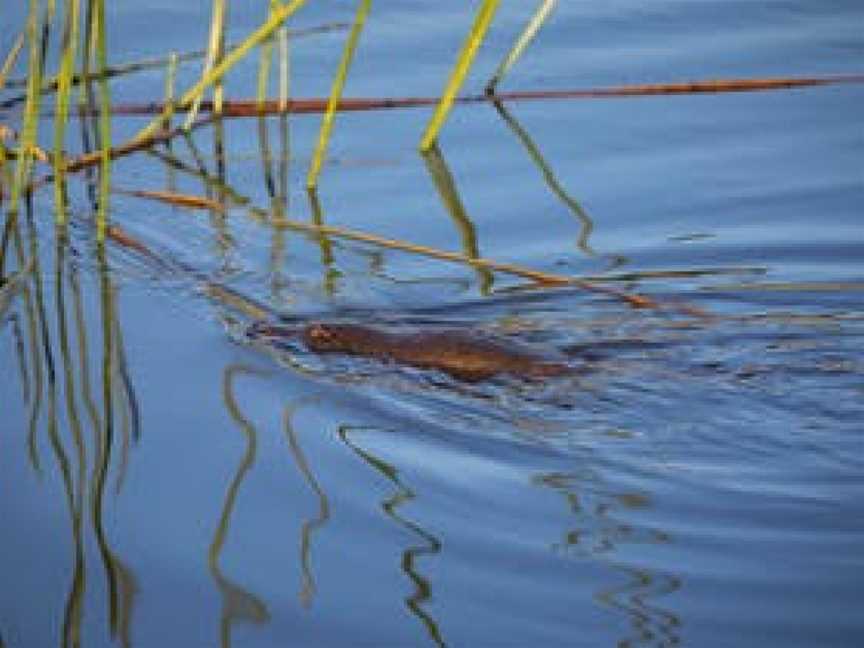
[8,0,43,218]
[93,0,112,241]
[136,0,308,144]
[0,33,25,91]
[306,0,371,189]
[54,0,81,224]
[419,0,500,151]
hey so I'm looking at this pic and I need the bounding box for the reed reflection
[209,119,235,267]
[93,243,139,646]
[338,426,447,648]
[56,230,88,648]
[4,312,30,404]
[213,364,271,648]
[533,471,681,647]
[10,220,46,475]
[0,261,33,410]
[257,114,277,202]
[257,110,291,308]
[306,187,342,295]
[111,312,140,494]
[490,100,597,256]
[283,405,331,608]
[0,211,142,647]
[421,143,494,294]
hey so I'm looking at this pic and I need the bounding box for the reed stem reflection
[258,110,291,307]
[56,230,88,648]
[22,197,48,473]
[28,230,141,648]
[421,143,494,294]
[94,243,119,634]
[534,471,681,647]
[283,405,330,608]
[306,188,341,295]
[257,114,277,201]
[213,364,271,648]
[338,426,446,648]
[112,312,139,494]
[491,100,596,256]
[70,260,104,455]
[6,313,30,404]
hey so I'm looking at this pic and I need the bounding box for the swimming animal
[248,321,573,382]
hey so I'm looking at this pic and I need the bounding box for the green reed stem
[0,33,25,91]
[8,0,45,219]
[92,0,111,241]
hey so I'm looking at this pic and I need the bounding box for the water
[1,2,862,647]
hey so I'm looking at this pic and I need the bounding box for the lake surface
[1,2,862,647]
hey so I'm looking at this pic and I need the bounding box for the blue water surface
[1,2,862,647]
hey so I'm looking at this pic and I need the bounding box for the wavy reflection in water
[213,365,271,648]
[596,567,681,648]
[338,426,446,648]
[282,404,331,608]
[534,471,681,647]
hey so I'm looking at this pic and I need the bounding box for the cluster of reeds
[0,1,550,236]
[2,0,857,298]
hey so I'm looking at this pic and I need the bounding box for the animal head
[302,322,349,350]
